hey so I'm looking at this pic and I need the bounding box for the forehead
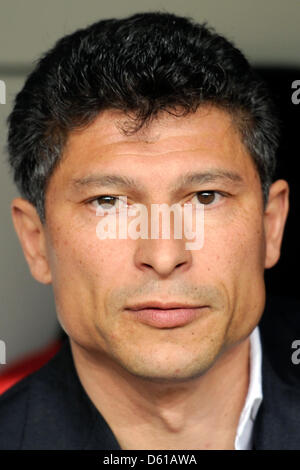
[51,105,258,189]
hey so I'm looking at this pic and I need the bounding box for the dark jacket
[0,296,300,450]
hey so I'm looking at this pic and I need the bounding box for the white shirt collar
[234,326,263,450]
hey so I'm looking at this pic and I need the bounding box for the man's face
[42,106,270,381]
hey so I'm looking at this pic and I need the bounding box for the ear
[264,179,289,269]
[11,198,52,284]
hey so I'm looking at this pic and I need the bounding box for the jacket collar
[253,350,300,449]
[253,296,300,450]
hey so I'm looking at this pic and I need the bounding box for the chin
[124,364,213,384]
[114,349,218,384]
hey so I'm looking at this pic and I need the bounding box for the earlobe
[11,198,52,284]
[264,179,289,269]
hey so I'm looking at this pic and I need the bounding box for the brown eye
[90,195,129,212]
[196,191,216,205]
[93,196,117,209]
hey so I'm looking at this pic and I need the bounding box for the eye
[191,191,224,207]
[89,195,128,213]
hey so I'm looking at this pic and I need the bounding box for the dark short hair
[7,11,279,223]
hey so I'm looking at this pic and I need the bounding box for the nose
[134,237,192,278]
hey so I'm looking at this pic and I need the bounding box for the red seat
[0,340,62,395]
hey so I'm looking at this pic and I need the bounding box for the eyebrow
[170,170,244,194]
[71,169,244,195]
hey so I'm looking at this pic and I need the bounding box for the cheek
[232,213,266,270]
[195,208,266,327]
[46,225,131,339]
[47,222,135,310]
[204,212,266,343]
[202,207,265,273]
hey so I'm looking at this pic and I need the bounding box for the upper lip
[126,301,204,311]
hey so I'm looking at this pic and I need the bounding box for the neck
[70,337,250,450]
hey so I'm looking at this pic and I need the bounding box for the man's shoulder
[0,337,71,404]
[0,371,32,449]
[259,294,300,387]
[0,339,70,402]
[0,361,63,449]
[0,339,121,450]
[254,295,300,449]
[0,339,89,450]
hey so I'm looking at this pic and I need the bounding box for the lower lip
[127,307,206,328]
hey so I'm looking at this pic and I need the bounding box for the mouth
[125,301,209,328]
